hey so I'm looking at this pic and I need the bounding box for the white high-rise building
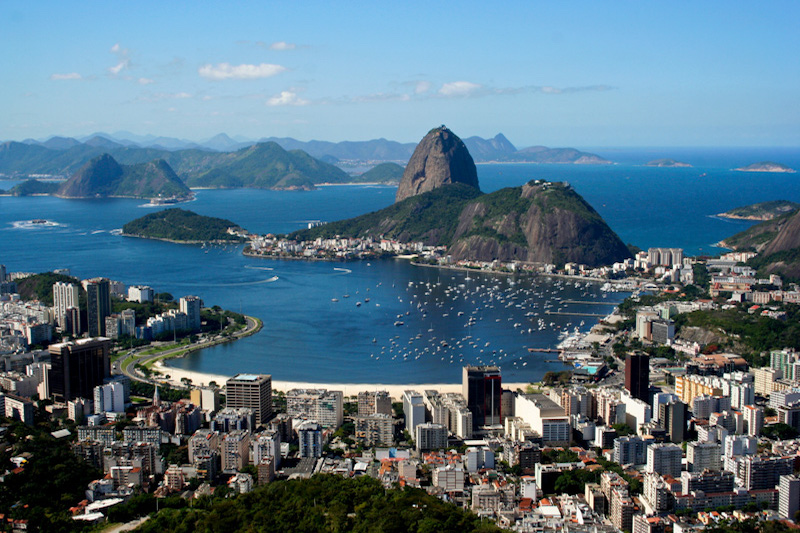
[93,382,125,414]
[415,423,447,452]
[403,390,425,434]
[687,441,721,472]
[128,286,154,303]
[53,282,80,329]
[297,421,323,458]
[743,405,764,437]
[252,431,281,468]
[179,296,202,331]
[646,443,682,478]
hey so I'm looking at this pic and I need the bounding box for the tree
[762,423,798,440]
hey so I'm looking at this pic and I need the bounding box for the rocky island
[734,161,796,173]
[645,158,692,168]
[292,126,631,267]
[717,200,800,221]
[122,208,248,243]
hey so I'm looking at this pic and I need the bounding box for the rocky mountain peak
[395,126,480,202]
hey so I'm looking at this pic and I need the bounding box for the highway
[115,315,261,387]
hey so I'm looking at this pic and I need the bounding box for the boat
[331,298,339,302]
[356,302,362,307]
[394,321,404,326]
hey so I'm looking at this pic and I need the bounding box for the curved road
[116,315,261,387]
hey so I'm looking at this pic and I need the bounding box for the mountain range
[5,131,612,174]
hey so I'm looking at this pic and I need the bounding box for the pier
[562,299,616,305]
[545,310,606,317]
[527,348,560,353]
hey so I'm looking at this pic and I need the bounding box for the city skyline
[2,2,798,147]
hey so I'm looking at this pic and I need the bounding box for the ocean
[1,148,799,384]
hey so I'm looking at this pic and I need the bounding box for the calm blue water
[1,149,799,383]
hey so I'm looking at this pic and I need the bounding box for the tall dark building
[659,400,687,443]
[86,278,111,337]
[462,365,502,427]
[48,338,111,402]
[625,353,650,402]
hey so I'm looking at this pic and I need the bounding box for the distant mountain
[259,137,416,162]
[505,146,612,164]
[39,136,83,151]
[734,161,796,173]
[0,139,351,190]
[462,134,517,161]
[57,154,191,199]
[293,126,630,266]
[200,133,241,151]
[183,142,350,190]
[356,162,404,183]
[84,136,126,150]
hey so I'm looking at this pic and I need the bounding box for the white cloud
[138,77,154,85]
[108,43,131,75]
[439,81,482,97]
[174,92,192,99]
[198,62,286,80]
[415,81,431,94]
[50,72,82,81]
[270,41,297,51]
[267,90,309,106]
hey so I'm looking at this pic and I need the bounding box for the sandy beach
[153,362,530,399]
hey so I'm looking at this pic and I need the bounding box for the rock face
[446,181,632,266]
[395,126,480,202]
[763,209,800,255]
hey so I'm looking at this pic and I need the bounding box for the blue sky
[2,1,798,147]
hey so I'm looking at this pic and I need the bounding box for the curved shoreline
[122,232,246,245]
[119,314,262,386]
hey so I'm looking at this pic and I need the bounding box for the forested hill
[135,474,504,533]
[122,208,246,243]
[293,180,632,267]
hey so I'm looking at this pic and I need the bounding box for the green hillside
[293,180,631,266]
[184,142,349,189]
[122,208,246,242]
[135,474,503,533]
[7,179,60,196]
[356,162,405,183]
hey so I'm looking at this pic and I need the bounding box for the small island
[734,161,796,173]
[122,208,248,243]
[645,158,692,168]
[717,200,800,221]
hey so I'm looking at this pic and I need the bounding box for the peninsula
[122,208,248,243]
[717,200,800,221]
[288,126,632,267]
